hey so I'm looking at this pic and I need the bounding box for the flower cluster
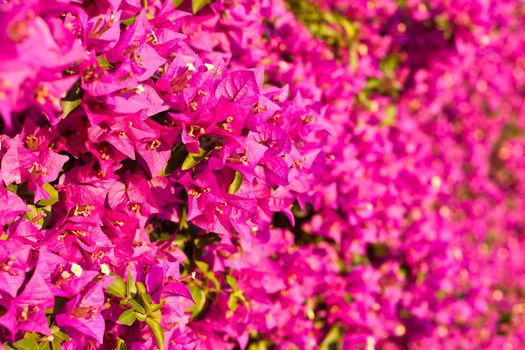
[0,0,524,349]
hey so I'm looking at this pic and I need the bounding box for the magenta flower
[0,0,523,348]
[0,268,54,338]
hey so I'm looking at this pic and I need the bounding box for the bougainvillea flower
[0,0,524,349]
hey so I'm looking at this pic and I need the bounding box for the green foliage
[319,325,343,350]
[96,56,113,69]
[116,338,128,350]
[122,14,138,26]
[105,274,166,350]
[380,105,397,127]
[61,100,81,119]
[195,261,220,290]
[171,0,212,13]
[159,143,187,176]
[10,335,39,350]
[61,81,83,119]
[145,318,165,350]
[187,284,207,318]
[286,0,358,64]
[182,147,208,170]
[37,184,59,207]
[106,275,127,298]
[247,339,274,350]
[192,0,211,14]
[24,204,51,227]
[4,326,69,350]
[118,309,137,326]
[226,275,249,312]
[228,171,244,194]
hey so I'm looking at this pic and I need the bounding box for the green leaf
[145,318,165,350]
[365,78,382,91]
[150,300,165,313]
[12,337,39,350]
[228,293,238,312]
[173,0,184,7]
[187,284,206,318]
[25,205,44,226]
[122,14,138,26]
[192,0,211,14]
[225,275,238,290]
[61,80,83,119]
[135,312,147,321]
[340,18,357,39]
[127,299,146,314]
[6,184,18,193]
[127,273,137,299]
[38,342,51,350]
[319,325,342,350]
[247,340,273,350]
[116,338,128,350]
[50,325,69,342]
[37,183,59,207]
[380,105,396,127]
[227,171,244,194]
[61,99,81,119]
[159,143,187,176]
[96,56,112,70]
[237,291,249,308]
[181,147,207,170]
[226,275,249,312]
[351,253,368,266]
[135,282,153,314]
[195,261,220,290]
[291,202,310,218]
[50,326,69,350]
[106,275,126,298]
[149,309,162,322]
[380,54,400,78]
[118,309,137,326]
[179,205,188,231]
[349,46,358,72]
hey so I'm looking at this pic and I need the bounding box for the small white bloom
[135,84,145,94]
[71,263,83,277]
[100,263,110,275]
[186,62,196,72]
